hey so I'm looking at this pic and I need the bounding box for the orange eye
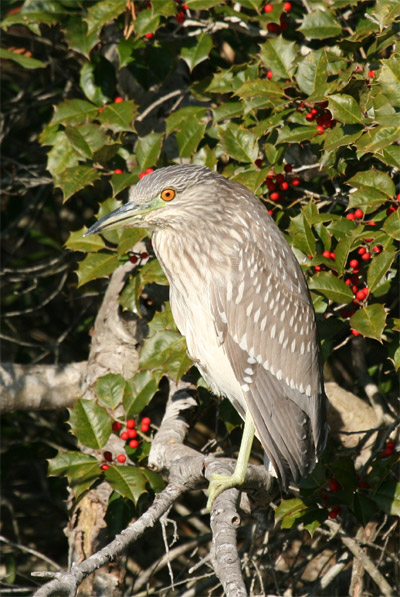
[161,188,175,201]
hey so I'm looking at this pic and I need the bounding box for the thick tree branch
[0,361,86,413]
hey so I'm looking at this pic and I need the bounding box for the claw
[206,473,240,511]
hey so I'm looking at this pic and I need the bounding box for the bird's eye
[161,188,176,201]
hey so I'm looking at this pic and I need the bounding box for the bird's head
[85,164,224,237]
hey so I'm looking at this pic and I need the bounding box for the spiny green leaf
[0,48,45,69]
[299,10,342,40]
[259,37,297,80]
[218,125,258,163]
[54,165,101,202]
[77,253,120,287]
[181,33,213,72]
[308,272,354,304]
[48,451,100,499]
[69,398,112,449]
[124,371,159,416]
[98,101,137,133]
[383,207,400,240]
[350,304,387,341]
[328,94,363,124]
[85,0,126,35]
[95,373,127,409]
[105,466,149,504]
[136,132,163,170]
[65,227,106,253]
[367,250,396,293]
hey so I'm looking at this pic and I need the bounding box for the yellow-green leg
[206,413,255,510]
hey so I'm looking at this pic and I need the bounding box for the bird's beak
[85,198,163,236]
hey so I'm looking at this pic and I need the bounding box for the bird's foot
[206,472,241,511]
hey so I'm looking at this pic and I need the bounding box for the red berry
[291,177,300,186]
[329,478,341,492]
[176,10,186,23]
[280,181,289,191]
[114,96,124,103]
[357,247,366,255]
[283,1,292,11]
[380,448,393,458]
[126,419,136,429]
[317,125,325,134]
[275,174,284,183]
[264,3,273,12]
[341,308,356,318]
[112,422,122,431]
[361,252,371,261]
[354,208,364,219]
[100,464,110,471]
[386,440,395,449]
[352,285,358,294]
[368,221,376,226]
[322,250,331,259]
[139,172,146,179]
[129,255,138,264]
[268,209,274,216]
[329,508,340,519]
[330,252,335,260]
[310,108,318,115]
[267,23,280,33]
[314,265,322,272]
[103,451,112,462]
[145,32,154,39]
[141,416,151,425]
[356,290,366,301]
[372,245,382,253]
[128,429,137,439]
[351,329,360,336]
[306,113,315,121]
[396,193,400,201]
[346,213,356,220]
[284,164,292,172]
[113,168,123,174]
[345,278,352,286]
[140,423,150,433]
[255,159,263,167]
[117,454,126,463]
[120,431,129,441]
[270,192,280,201]
[387,206,397,215]
[368,70,375,79]
[349,259,359,268]
[145,168,154,174]
[362,288,369,298]
[266,70,273,79]
[266,179,276,191]
[141,252,149,259]
[129,439,139,449]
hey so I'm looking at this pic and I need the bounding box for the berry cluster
[264,3,291,34]
[129,251,149,265]
[139,167,154,180]
[298,101,336,134]
[380,440,396,459]
[175,0,189,24]
[99,417,152,468]
[255,162,300,212]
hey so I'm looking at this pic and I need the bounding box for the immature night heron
[86,164,327,506]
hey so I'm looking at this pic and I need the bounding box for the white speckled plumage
[91,164,328,488]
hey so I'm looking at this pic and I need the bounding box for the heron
[86,164,327,508]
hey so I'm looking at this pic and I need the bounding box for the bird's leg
[206,413,255,511]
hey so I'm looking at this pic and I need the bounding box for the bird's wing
[211,232,327,487]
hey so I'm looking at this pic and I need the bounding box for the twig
[326,520,394,597]
[32,483,186,597]
[136,89,187,122]
[0,535,62,571]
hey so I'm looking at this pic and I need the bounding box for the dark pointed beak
[85,201,155,236]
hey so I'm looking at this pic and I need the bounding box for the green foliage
[7,0,398,530]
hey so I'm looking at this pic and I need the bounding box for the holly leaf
[68,398,112,449]
[350,304,387,341]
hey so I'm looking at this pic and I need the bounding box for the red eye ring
[161,188,175,201]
